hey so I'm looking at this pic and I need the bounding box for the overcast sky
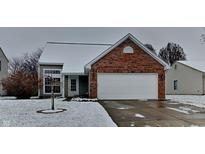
[0,27,204,61]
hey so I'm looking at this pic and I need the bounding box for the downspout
[88,70,91,98]
[62,74,65,98]
[84,66,90,98]
[38,64,41,98]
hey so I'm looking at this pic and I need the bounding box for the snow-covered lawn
[0,98,116,127]
[167,95,205,108]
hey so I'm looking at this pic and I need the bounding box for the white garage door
[97,73,158,100]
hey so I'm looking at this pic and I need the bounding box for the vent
[123,46,134,53]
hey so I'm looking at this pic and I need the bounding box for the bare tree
[2,49,43,99]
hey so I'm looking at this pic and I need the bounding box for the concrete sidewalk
[99,100,205,127]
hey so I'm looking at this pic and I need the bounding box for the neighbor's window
[0,61,1,71]
[71,79,77,91]
[174,80,178,90]
[123,46,134,53]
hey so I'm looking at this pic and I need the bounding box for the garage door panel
[97,73,158,100]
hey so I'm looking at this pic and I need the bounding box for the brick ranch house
[38,33,169,100]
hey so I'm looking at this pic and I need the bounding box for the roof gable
[177,61,205,73]
[0,48,9,62]
[85,33,169,70]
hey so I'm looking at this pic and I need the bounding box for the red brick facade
[89,38,165,99]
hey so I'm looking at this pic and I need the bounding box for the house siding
[166,62,204,95]
[0,49,8,96]
[39,64,63,97]
[89,38,165,99]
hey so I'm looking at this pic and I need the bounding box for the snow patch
[190,125,199,127]
[179,106,199,113]
[117,107,130,109]
[0,97,16,100]
[135,113,145,118]
[71,97,98,102]
[167,107,190,114]
[40,109,65,114]
[168,102,180,105]
[130,122,135,127]
[167,95,205,108]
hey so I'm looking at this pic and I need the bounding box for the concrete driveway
[99,100,205,127]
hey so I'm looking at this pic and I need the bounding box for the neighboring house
[0,48,9,96]
[166,61,205,95]
[38,33,168,100]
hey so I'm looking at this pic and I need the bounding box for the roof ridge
[47,42,113,46]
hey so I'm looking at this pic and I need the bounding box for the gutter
[39,62,64,66]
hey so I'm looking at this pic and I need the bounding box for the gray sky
[0,27,204,60]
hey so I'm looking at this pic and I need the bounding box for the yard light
[46,74,60,110]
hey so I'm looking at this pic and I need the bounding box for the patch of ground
[0,98,116,127]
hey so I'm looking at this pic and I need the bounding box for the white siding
[166,63,204,95]
[0,49,8,95]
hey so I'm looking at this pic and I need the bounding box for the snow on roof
[39,43,111,73]
[177,60,205,73]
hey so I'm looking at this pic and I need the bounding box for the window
[71,79,77,91]
[123,46,134,53]
[0,61,1,71]
[44,77,61,93]
[44,70,61,74]
[43,69,61,94]
[174,80,178,90]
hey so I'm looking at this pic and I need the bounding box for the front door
[68,76,79,97]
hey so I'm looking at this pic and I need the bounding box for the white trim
[85,33,169,70]
[43,68,62,95]
[39,62,64,65]
[62,72,86,75]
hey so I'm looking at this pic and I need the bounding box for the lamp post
[46,73,60,110]
[46,74,55,110]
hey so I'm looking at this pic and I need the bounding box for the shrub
[2,50,42,99]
